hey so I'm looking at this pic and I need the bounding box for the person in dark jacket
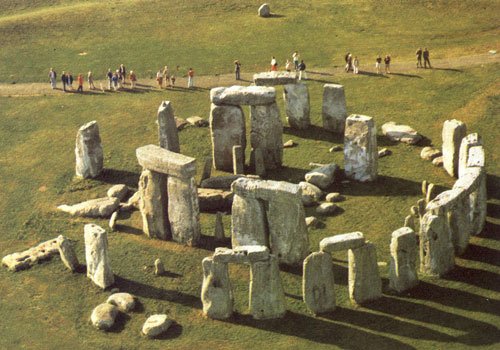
[423,48,432,68]
[61,71,67,91]
[298,60,307,80]
[67,73,74,90]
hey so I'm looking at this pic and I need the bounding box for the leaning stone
[57,197,120,218]
[254,71,297,86]
[198,188,233,212]
[432,156,444,167]
[381,122,422,145]
[344,115,378,182]
[322,84,347,133]
[299,181,324,206]
[348,242,382,305]
[232,145,245,175]
[426,183,437,203]
[316,203,338,215]
[57,235,79,272]
[142,314,174,338]
[258,3,271,17]
[91,303,119,330]
[201,157,212,183]
[249,255,286,319]
[389,228,418,293]
[404,215,415,231]
[107,184,128,201]
[442,119,467,177]
[210,86,276,106]
[136,144,196,178]
[107,293,135,312]
[210,103,246,172]
[420,147,442,161]
[378,148,392,158]
[157,101,180,153]
[201,175,245,190]
[421,180,428,196]
[109,210,118,231]
[231,194,268,247]
[2,238,59,272]
[201,257,233,319]
[305,216,319,228]
[138,169,170,240]
[154,258,164,276]
[214,212,225,242]
[305,164,338,190]
[283,139,295,148]
[75,121,103,178]
[187,116,209,127]
[84,224,114,289]
[250,102,283,170]
[326,192,344,203]
[303,252,335,314]
[320,232,365,253]
[283,81,310,129]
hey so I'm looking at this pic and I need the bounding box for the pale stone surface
[249,255,286,319]
[198,188,233,212]
[302,252,335,314]
[107,293,135,312]
[417,199,427,217]
[84,224,114,289]
[142,314,174,338]
[58,197,120,218]
[283,81,310,129]
[322,84,347,133]
[127,191,141,209]
[175,117,189,130]
[214,212,225,242]
[326,192,344,203]
[422,180,428,195]
[378,148,391,158]
[381,122,422,145]
[410,205,418,216]
[136,144,196,178]
[305,216,319,228]
[432,156,443,167]
[232,178,301,202]
[211,86,276,106]
[344,115,378,182]
[283,139,295,148]
[154,258,164,276]
[201,257,233,319]
[57,235,79,272]
[138,169,170,240]
[305,164,338,190]
[420,147,442,161]
[348,242,382,305]
[201,175,245,190]
[454,167,487,236]
[419,213,455,277]
[316,203,338,215]
[254,71,297,86]
[201,157,212,183]
[320,232,365,253]
[109,210,118,231]
[167,176,201,246]
[232,145,245,175]
[214,245,270,264]
[389,228,418,293]
[158,101,180,153]
[107,184,128,201]
[250,102,283,170]
[209,103,246,172]
[75,121,103,178]
[91,303,119,330]
[299,181,323,206]
[258,3,271,17]
[187,116,209,127]
[2,238,59,272]
[442,119,467,177]
[231,194,268,247]
[426,183,436,203]
[467,146,485,168]
[330,145,343,152]
[458,133,482,178]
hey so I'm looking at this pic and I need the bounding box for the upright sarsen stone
[201,257,233,319]
[389,228,418,293]
[442,119,466,177]
[84,224,114,289]
[231,194,269,247]
[348,242,381,304]
[75,121,103,178]
[138,169,170,240]
[158,101,180,153]
[283,82,310,129]
[322,84,347,133]
[344,115,378,182]
[303,252,335,314]
[250,102,283,170]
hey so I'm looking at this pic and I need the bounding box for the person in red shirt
[188,68,194,88]
[77,73,83,92]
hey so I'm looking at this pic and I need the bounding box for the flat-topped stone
[467,146,485,168]
[2,238,59,271]
[211,86,276,106]
[213,245,270,264]
[232,177,301,202]
[136,144,196,178]
[253,71,297,86]
[320,232,365,253]
[382,122,422,145]
[458,133,482,178]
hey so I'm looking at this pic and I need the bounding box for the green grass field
[0,1,499,349]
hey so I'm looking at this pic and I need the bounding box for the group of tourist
[257,51,308,80]
[416,48,432,68]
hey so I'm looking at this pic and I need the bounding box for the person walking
[234,60,241,80]
[384,55,391,74]
[344,52,350,72]
[77,73,84,92]
[375,56,382,74]
[119,64,126,83]
[285,59,292,72]
[88,71,96,89]
[67,72,74,90]
[353,56,359,74]
[298,60,307,80]
[163,66,170,87]
[61,71,67,91]
[107,69,113,90]
[187,68,194,88]
[171,75,176,87]
[111,72,118,90]
[423,48,431,68]
[156,69,163,89]
[292,51,299,71]
[48,68,57,89]
[416,48,423,68]
[270,56,277,71]
[129,70,136,89]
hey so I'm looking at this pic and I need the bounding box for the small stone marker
[158,101,180,153]
[329,145,343,152]
[389,228,418,293]
[299,181,323,206]
[420,147,442,161]
[378,148,391,158]
[142,314,174,338]
[421,180,428,195]
[154,258,164,276]
[283,139,295,148]
[214,212,225,242]
[326,192,344,203]
[75,121,103,178]
[305,216,319,228]
[91,303,118,330]
[109,210,118,231]
[316,203,338,215]
[56,235,79,272]
[348,242,382,304]
[432,156,444,167]
[107,293,135,312]
[320,232,365,253]
[232,145,244,175]
[258,3,271,17]
[302,252,335,314]
[84,224,114,289]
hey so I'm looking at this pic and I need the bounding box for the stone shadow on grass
[197,233,231,252]
[390,72,423,79]
[459,243,500,267]
[486,174,500,200]
[283,125,342,143]
[153,322,183,340]
[338,175,423,197]
[106,312,131,333]
[95,168,140,188]
[359,70,389,78]
[480,221,500,241]
[441,265,500,293]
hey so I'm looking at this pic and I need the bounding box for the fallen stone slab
[142,314,174,338]
[2,238,59,271]
[175,117,189,130]
[200,175,246,190]
[305,164,338,190]
[254,71,297,86]
[382,122,422,145]
[320,232,365,253]
[198,188,233,212]
[211,86,276,106]
[136,144,196,178]
[326,192,344,203]
[107,184,128,201]
[316,203,339,215]
[57,235,79,272]
[420,147,442,161]
[283,139,295,148]
[91,303,119,330]
[378,148,391,158]
[299,181,324,206]
[57,197,120,218]
[329,146,342,152]
[213,245,270,264]
[107,293,135,312]
[187,116,209,127]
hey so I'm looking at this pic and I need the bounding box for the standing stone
[200,157,212,183]
[158,101,180,153]
[109,210,118,231]
[322,84,347,133]
[75,121,103,178]
[302,252,335,314]
[138,169,170,240]
[426,183,437,203]
[250,102,283,170]
[232,145,244,175]
[252,148,266,176]
[84,224,114,289]
[417,199,427,217]
[442,119,466,177]
[421,180,428,196]
[214,212,225,242]
[348,242,382,305]
[154,258,164,276]
[231,194,268,247]
[201,257,233,319]
[389,228,418,293]
[56,235,79,272]
[249,255,286,319]
[458,133,482,178]
[404,215,415,231]
[283,82,310,129]
[210,103,246,172]
[419,213,455,277]
[258,3,271,17]
[344,115,378,182]
[167,176,201,246]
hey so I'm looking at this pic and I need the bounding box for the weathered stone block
[211,86,276,106]
[344,115,378,182]
[348,242,382,305]
[158,101,180,153]
[231,194,269,247]
[84,224,114,289]
[250,102,283,170]
[305,164,338,190]
[389,228,418,293]
[320,232,365,253]
[254,71,297,86]
[201,257,233,319]
[322,84,347,133]
[442,119,467,177]
[138,169,170,240]
[75,121,103,178]
[136,144,196,178]
[302,252,335,314]
[57,235,79,272]
[283,81,310,129]
[382,122,422,145]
